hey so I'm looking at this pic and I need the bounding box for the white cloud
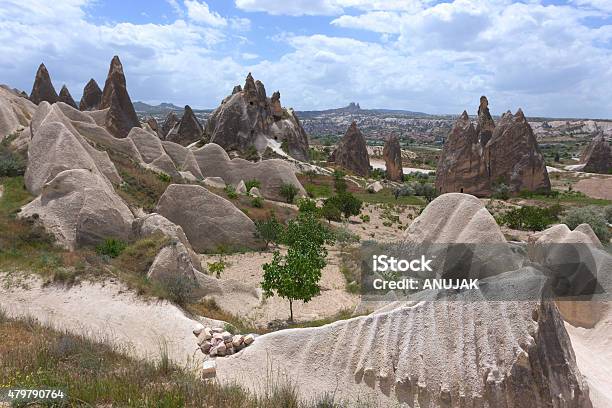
[242,52,259,60]
[234,0,343,16]
[185,0,227,27]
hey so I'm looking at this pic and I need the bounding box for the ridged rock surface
[329,121,370,177]
[383,134,403,181]
[0,85,37,140]
[580,133,611,174]
[205,73,309,161]
[99,56,140,138]
[160,111,179,139]
[29,63,58,105]
[165,105,202,146]
[217,193,592,407]
[58,85,78,109]
[436,99,550,196]
[156,184,265,253]
[79,79,102,111]
[193,143,305,201]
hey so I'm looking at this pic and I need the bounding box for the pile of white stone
[193,324,255,357]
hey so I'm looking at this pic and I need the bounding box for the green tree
[254,216,284,249]
[280,183,299,203]
[320,199,342,223]
[332,169,347,194]
[261,213,334,321]
[297,197,318,214]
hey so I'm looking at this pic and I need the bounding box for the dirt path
[0,273,222,369]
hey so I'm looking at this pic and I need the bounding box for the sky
[0,0,611,118]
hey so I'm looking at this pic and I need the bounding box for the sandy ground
[566,306,612,408]
[339,202,420,242]
[574,177,612,200]
[200,249,360,326]
[0,273,222,368]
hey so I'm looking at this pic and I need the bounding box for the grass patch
[354,190,426,205]
[290,309,357,329]
[187,298,266,335]
[0,314,348,407]
[512,190,612,207]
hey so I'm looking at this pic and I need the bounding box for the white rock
[202,176,226,189]
[366,181,383,193]
[236,180,247,194]
[200,341,212,354]
[249,187,262,197]
[192,323,205,336]
[221,331,233,341]
[232,335,244,347]
[202,360,216,378]
[244,334,255,345]
[212,327,224,333]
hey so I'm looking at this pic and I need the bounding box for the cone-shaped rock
[436,100,550,196]
[383,134,403,181]
[29,63,58,105]
[79,79,102,111]
[146,117,162,138]
[58,85,78,109]
[476,95,495,147]
[100,56,140,138]
[161,111,179,139]
[205,73,310,161]
[484,109,550,193]
[329,121,370,177]
[581,132,611,174]
[166,105,203,146]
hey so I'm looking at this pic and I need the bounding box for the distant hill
[133,101,182,113]
[297,102,431,119]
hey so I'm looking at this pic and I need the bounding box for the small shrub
[297,197,318,214]
[156,273,197,306]
[224,185,238,199]
[254,216,284,248]
[279,183,299,203]
[243,145,259,162]
[250,196,263,208]
[96,238,127,258]
[320,200,342,223]
[245,179,261,191]
[157,172,171,182]
[492,183,510,200]
[604,205,612,224]
[0,147,26,177]
[498,205,561,231]
[370,168,385,180]
[561,206,610,242]
[207,260,226,278]
[359,214,370,223]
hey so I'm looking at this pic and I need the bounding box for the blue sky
[0,0,611,118]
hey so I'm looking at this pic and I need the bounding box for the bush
[156,273,197,306]
[359,214,370,223]
[254,216,284,248]
[561,206,610,242]
[498,205,561,231]
[332,169,347,194]
[207,259,226,278]
[297,197,318,214]
[224,185,238,199]
[0,147,26,177]
[250,196,263,208]
[279,183,299,203]
[320,199,342,223]
[604,205,612,224]
[157,172,171,182]
[96,238,128,258]
[245,179,261,191]
[370,168,385,180]
[492,183,510,200]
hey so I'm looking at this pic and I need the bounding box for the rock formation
[580,132,611,174]
[382,134,403,181]
[29,63,58,105]
[329,121,370,177]
[0,85,37,140]
[204,73,310,161]
[58,85,78,109]
[476,95,495,146]
[79,79,102,111]
[160,111,179,139]
[193,143,305,201]
[216,193,592,407]
[156,184,265,252]
[145,117,162,138]
[99,56,140,138]
[436,98,550,196]
[165,105,203,146]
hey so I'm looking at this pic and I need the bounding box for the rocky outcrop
[156,184,265,252]
[436,99,550,196]
[382,134,403,181]
[194,326,255,358]
[21,169,133,249]
[165,105,203,146]
[580,133,611,174]
[0,85,37,140]
[29,63,58,105]
[160,111,179,139]
[58,85,78,109]
[476,95,495,146]
[329,121,370,177]
[205,73,310,161]
[100,56,140,138]
[145,117,162,138]
[79,79,102,111]
[193,143,305,201]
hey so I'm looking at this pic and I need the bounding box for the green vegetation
[0,141,26,177]
[320,200,342,222]
[224,184,238,199]
[497,205,562,231]
[370,168,385,180]
[561,206,610,242]
[280,183,299,203]
[515,189,611,207]
[296,197,318,214]
[492,183,510,200]
[262,213,335,321]
[0,311,347,407]
[207,259,227,279]
[96,238,127,258]
[157,172,171,182]
[250,196,264,208]
[254,216,284,249]
[245,179,261,191]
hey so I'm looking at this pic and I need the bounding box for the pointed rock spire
[58,85,78,109]
[79,78,102,111]
[581,132,611,174]
[383,134,403,182]
[476,95,495,147]
[166,105,203,146]
[329,121,370,177]
[29,63,58,105]
[100,56,140,137]
[161,111,179,139]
